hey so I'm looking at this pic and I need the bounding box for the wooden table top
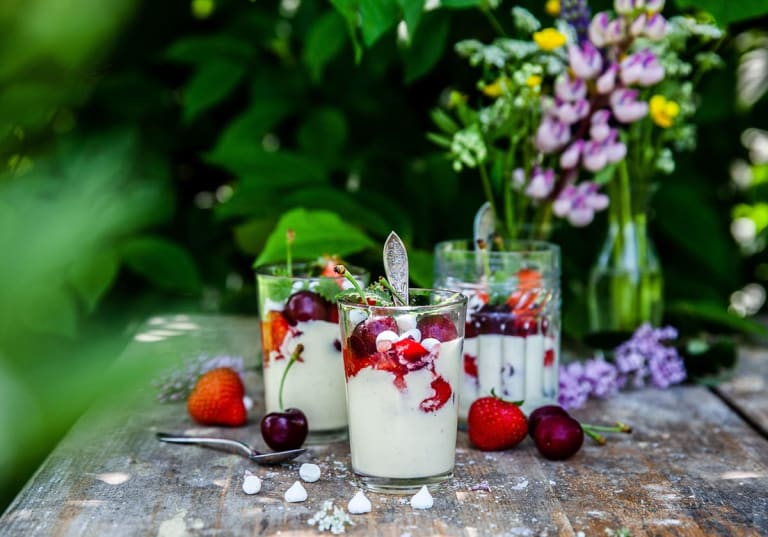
[1,315,767,537]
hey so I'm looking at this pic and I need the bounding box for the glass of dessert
[434,239,560,418]
[256,260,369,443]
[337,284,467,493]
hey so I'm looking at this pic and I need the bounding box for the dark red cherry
[511,314,540,336]
[417,314,458,342]
[349,316,398,357]
[528,405,569,436]
[260,407,308,451]
[533,414,584,460]
[475,304,510,335]
[465,320,478,338]
[283,291,329,325]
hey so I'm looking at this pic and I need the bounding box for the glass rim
[255,261,369,280]
[337,287,467,312]
[434,239,560,256]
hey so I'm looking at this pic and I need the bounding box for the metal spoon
[383,231,409,306]
[156,432,306,465]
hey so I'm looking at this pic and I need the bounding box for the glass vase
[587,166,663,334]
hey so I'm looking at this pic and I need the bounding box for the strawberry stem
[278,343,303,410]
[378,276,406,305]
[286,229,295,277]
[489,388,524,407]
[335,264,367,305]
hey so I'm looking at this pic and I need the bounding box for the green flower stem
[278,343,303,411]
[478,163,498,224]
[286,229,295,277]
[378,276,405,305]
[480,5,507,37]
[335,265,366,304]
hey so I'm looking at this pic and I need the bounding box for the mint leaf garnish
[266,277,295,304]
[314,278,344,303]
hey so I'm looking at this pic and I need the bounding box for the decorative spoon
[383,231,409,306]
[156,432,306,465]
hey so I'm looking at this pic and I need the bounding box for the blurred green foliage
[1,0,767,512]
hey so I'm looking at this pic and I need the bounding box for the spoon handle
[383,231,409,306]
[156,432,253,457]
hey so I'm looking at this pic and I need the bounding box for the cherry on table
[283,291,329,326]
[528,405,569,436]
[533,414,584,460]
[260,408,308,451]
[417,314,458,342]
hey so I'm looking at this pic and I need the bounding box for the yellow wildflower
[533,28,567,51]
[649,95,680,128]
[482,77,510,98]
[526,75,543,88]
[545,0,561,16]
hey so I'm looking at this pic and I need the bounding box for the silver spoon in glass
[156,432,306,465]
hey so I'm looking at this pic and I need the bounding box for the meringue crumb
[299,463,321,483]
[410,485,434,509]
[308,500,353,534]
[347,490,372,514]
[242,471,261,495]
[284,481,308,502]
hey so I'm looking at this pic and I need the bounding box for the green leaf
[314,278,347,303]
[329,0,363,62]
[359,0,400,47]
[666,300,768,337]
[398,0,424,40]
[165,35,254,64]
[430,108,461,134]
[68,249,120,312]
[593,163,617,185]
[254,208,376,267]
[673,0,768,25]
[297,107,348,161]
[403,12,450,83]
[303,10,349,83]
[22,287,78,339]
[233,217,279,255]
[182,60,246,123]
[120,237,203,294]
[206,148,328,187]
[440,0,482,7]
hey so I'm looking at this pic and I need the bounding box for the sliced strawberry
[464,354,478,378]
[419,376,452,413]
[261,311,292,360]
[393,338,429,362]
[544,349,555,367]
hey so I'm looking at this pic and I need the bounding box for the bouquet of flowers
[429,0,723,240]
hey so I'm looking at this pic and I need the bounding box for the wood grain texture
[715,345,768,436]
[2,315,767,537]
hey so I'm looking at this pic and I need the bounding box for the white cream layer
[264,319,346,431]
[345,338,462,479]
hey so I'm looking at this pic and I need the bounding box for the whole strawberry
[468,394,528,451]
[187,367,247,426]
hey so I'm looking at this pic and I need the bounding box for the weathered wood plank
[2,316,767,537]
[715,345,768,436]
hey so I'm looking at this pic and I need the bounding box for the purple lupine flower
[596,63,619,94]
[526,167,556,199]
[602,129,628,162]
[558,362,592,410]
[613,323,686,389]
[568,41,603,80]
[554,98,590,124]
[560,140,584,169]
[553,182,609,226]
[614,0,634,15]
[588,12,610,47]
[590,110,612,142]
[560,0,592,43]
[646,0,665,12]
[630,14,647,37]
[605,18,625,44]
[512,168,526,190]
[620,50,665,87]
[582,140,608,172]
[611,88,648,122]
[643,13,667,40]
[535,116,571,153]
[555,75,587,102]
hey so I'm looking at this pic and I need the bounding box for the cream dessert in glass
[434,240,560,417]
[337,288,466,493]
[256,262,368,443]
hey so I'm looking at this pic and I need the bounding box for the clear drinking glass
[256,263,369,443]
[337,289,467,493]
[434,240,561,417]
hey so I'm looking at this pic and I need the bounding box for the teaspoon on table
[156,432,306,465]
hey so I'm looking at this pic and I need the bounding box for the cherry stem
[278,343,303,411]
[335,264,366,305]
[581,426,607,445]
[378,276,406,305]
[582,422,633,434]
[286,229,295,277]
[489,388,524,407]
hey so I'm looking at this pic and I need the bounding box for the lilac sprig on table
[153,354,245,403]
[558,323,686,410]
